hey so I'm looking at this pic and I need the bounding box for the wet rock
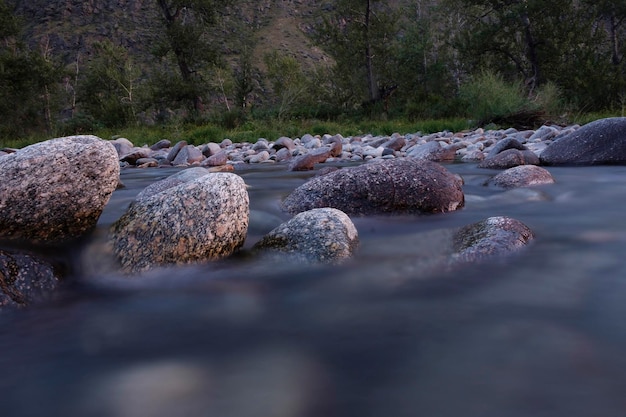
[282,159,464,216]
[540,117,626,165]
[478,148,539,169]
[136,158,159,168]
[288,147,332,171]
[202,150,228,167]
[0,249,60,308]
[452,216,535,264]
[0,135,119,243]
[486,165,555,189]
[110,173,249,273]
[253,208,358,264]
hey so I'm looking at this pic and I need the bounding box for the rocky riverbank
[3,117,626,308]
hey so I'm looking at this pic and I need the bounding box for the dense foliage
[1,0,626,143]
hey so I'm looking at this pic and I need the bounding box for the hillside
[8,0,331,71]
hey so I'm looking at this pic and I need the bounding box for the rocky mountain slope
[8,0,330,70]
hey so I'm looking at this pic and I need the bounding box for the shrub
[459,71,533,126]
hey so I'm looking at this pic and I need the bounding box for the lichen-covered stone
[0,135,120,243]
[110,173,249,273]
[282,158,464,216]
[0,249,60,308]
[253,208,358,264]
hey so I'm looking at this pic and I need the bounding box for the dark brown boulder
[288,147,332,171]
[282,158,464,216]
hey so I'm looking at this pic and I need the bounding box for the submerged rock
[540,117,626,165]
[0,135,119,243]
[253,208,358,264]
[282,159,464,216]
[0,249,60,308]
[110,173,249,273]
[452,216,535,264]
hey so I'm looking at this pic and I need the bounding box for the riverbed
[2,161,626,416]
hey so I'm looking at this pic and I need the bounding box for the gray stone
[110,173,249,273]
[0,249,60,308]
[201,142,222,157]
[0,135,119,243]
[253,208,358,264]
[486,165,555,189]
[282,158,464,216]
[540,117,626,165]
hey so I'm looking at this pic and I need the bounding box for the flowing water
[2,162,626,416]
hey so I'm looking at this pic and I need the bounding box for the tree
[153,0,231,114]
[77,40,141,128]
[0,0,60,138]
[314,0,399,111]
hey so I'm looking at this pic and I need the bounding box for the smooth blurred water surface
[3,162,626,416]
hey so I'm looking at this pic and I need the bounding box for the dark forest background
[2,0,626,142]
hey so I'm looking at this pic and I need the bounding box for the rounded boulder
[282,159,464,216]
[110,173,249,273]
[486,165,555,189]
[0,135,120,243]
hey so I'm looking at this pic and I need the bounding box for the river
[2,161,626,416]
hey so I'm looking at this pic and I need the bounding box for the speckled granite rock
[0,249,60,309]
[282,159,464,216]
[452,216,535,263]
[110,172,249,273]
[0,135,119,243]
[253,208,358,264]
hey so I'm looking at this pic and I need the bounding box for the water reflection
[3,162,626,416]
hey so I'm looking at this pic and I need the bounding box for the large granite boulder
[253,208,358,264]
[0,135,120,243]
[0,249,60,309]
[540,117,626,165]
[110,172,249,273]
[282,159,464,216]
